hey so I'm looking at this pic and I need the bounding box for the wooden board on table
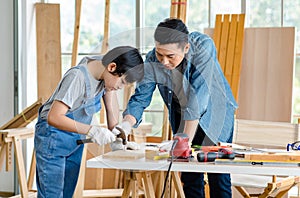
[102,150,145,160]
[243,152,300,162]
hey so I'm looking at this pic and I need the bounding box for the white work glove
[110,140,141,151]
[126,141,140,150]
[158,140,174,152]
[110,138,124,151]
[87,126,116,146]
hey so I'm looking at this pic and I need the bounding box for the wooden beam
[0,99,43,130]
[99,0,111,124]
[101,0,110,54]
[71,0,82,66]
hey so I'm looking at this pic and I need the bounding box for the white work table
[87,155,300,176]
[86,152,300,198]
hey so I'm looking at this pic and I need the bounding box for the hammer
[76,126,127,145]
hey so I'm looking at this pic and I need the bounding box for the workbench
[87,154,300,176]
[87,152,300,198]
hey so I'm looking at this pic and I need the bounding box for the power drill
[197,148,235,162]
[170,133,192,161]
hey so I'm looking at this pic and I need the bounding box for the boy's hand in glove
[111,126,127,151]
[87,126,116,146]
[110,140,140,151]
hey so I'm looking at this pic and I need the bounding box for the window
[42,0,300,134]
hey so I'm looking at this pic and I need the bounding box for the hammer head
[115,126,127,145]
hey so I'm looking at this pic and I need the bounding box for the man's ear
[184,43,190,54]
[107,62,117,72]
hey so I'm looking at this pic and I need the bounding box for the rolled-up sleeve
[183,33,216,121]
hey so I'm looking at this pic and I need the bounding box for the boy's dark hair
[154,18,189,47]
[102,46,144,83]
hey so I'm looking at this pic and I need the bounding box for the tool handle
[197,152,235,162]
[76,138,93,145]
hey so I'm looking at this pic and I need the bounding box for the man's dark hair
[102,46,144,83]
[154,18,189,47]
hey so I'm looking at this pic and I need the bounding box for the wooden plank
[36,3,62,101]
[234,119,299,148]
[101,0,110,54]
[13,136,29,198]
[161,105,170,142]
[140,172,156,198]
[71,0,82,66]
[224,14,238,86]
[244,153,300,162]
[6,142,12,171]
[171,172,185,197]
[218,15,230,72]
[231,14,245,101]
[102,150,145,160]
[74,145,87,198]
[170,0,178,19]
[0,143,7,171]
[178,0,187,23]
[1,127,34,138]
[213,14,223,59]
[0,99,43,130]
[99,0,110,124]
[27,151,36,191]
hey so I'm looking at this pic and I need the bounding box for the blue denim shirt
[123,32,238,143]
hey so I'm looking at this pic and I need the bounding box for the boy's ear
[107,62,117,72]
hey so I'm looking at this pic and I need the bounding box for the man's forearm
[123,114,137,126]
[184,120,199,144]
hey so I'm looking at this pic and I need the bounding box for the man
[121,18,237,198]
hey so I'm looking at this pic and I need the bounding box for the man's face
[155,42,189,70]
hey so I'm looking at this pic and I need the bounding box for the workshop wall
[0,0,15,193]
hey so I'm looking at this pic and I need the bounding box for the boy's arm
[103,90,119,130]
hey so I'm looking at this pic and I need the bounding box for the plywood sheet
[36,3,62,100]
[237,27,295,122]
[205,27,295,122]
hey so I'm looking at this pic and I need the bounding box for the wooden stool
[0,127,36,198]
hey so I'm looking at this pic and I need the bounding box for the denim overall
[34,66,104,198]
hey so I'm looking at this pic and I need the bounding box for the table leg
[13,136,29,198]
[171,172,185,198]
[140,172,156,198]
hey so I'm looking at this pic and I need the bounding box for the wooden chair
[231,119,300,198]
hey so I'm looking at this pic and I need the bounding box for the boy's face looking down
[155,41,189,70]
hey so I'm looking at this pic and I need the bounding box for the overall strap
[77,66,92,98]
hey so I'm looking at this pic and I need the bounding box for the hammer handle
[76,138,93,145]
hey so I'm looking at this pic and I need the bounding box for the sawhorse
[0,127,36,198]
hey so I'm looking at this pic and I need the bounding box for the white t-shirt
[40,57,104,120]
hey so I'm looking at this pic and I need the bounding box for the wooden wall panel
[205,27,295,122]
[237,27,295,122]
[36,3,62,100]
